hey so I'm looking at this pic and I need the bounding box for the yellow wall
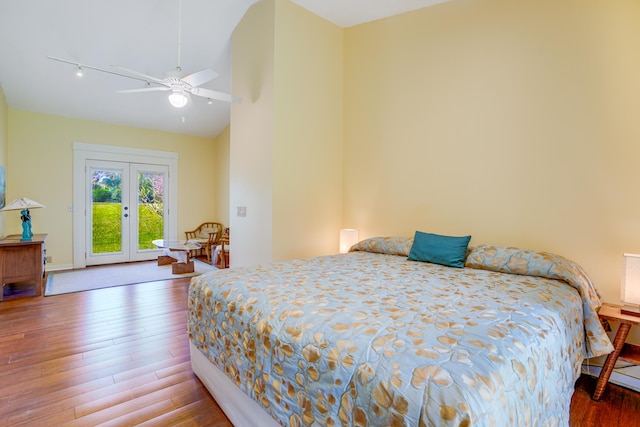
[214,126,230,226]
[231,0,343,266]
[231,0,275,267]
[343,0,640,313]
[7,110,216,268]
[272,0,343,260]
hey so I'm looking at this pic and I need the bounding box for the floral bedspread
[188,237,612,426]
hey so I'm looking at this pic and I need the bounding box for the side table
[0,233,47,301]
[593,302,640,400]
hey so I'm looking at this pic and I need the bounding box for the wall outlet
[45,256,52,263]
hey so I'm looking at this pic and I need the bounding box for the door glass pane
[91,168,123,254]
[137,171,165,250]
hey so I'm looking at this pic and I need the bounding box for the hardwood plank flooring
[1,276,640,426]
[0,277,232,427]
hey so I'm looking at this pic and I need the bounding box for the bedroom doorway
[72,143,179,269]
[85,160,168,266]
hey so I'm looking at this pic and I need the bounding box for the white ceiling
[0,0,449,138]
[292,0,451,28]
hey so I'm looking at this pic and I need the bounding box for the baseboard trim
[582,364,640,393]
[583,343,640,393]
[45,263,74,272]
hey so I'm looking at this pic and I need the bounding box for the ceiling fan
[47,0,240,108]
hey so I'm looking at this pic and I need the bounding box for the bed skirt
[189,341,280,427]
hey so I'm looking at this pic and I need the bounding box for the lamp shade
[1,197,45,211]
[168,91,188,108]
[339,229,359,254]
[621,253,640,315]
[1,197,45,241]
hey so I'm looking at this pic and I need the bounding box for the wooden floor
[0,277,232,427]
[1,277,640,426]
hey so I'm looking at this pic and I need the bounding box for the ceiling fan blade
[113,66,166,85]
[181,69,218,88]
[189,87,242,103]
[117,87,170,93]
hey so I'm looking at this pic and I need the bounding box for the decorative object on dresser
[0,233,46,301]
[0,166,5,209]
[621,253,640,316]
[0,197,45,241]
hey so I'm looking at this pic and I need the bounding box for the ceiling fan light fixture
[168,91,188,108]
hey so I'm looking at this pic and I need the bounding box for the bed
[188,236,613,426]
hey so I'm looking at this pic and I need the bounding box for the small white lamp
[339,229,359,254]
[621,253,640,316]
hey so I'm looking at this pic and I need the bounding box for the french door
[85,160,168,266]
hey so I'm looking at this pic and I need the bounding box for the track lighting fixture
[47,55,241,106]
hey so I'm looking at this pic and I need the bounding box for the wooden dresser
[0,233,47,301]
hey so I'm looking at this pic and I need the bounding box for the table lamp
[339,229,359,254]
[621,253,640,316]
[1,197,45,241]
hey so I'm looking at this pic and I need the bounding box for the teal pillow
[407,231,471,268]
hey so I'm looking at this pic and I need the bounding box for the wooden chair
[213,228,230,268]
[185,222,223,263]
